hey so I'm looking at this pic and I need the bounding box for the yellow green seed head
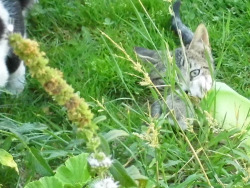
[9,33,96,140]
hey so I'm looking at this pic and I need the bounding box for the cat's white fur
[0,1,10,87]
[5,61,26,94]
[190,74,212,98]
[0,0,26,94]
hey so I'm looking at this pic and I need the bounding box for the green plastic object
[202,82,250,155]
[207,82,250,129]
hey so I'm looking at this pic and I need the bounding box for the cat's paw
[6,83,25,95]
[6,63,26,95]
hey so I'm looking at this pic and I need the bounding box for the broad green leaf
[103,129,129,142]
[30,147,54,176]
[0,121,29,144]
[110,160,137,187]
[0,149,19,174]
[25,176,63,188]
[55,153,91,186]
[63,183,82,188]
[16,122,48,133]
[0,121,47,134]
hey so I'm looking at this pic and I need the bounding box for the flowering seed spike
[9,34,94,128]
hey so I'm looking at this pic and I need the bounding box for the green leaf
[110,160,137,187]
[126,165,148,180]
[30,147,54,176]
[54,153,91,187]
[93,115,107,124]
[1,137,12,151]
[98,134,111,155]
[165,160,183,167]
[63,183,82,188]
[0,121,47,134]
[126,165,148,187]
[103,17,115,25]
[25,177,63,188]
[208,129,239,148]
[173,174,205,188]
[0,149,19,174]
[16,122,48,133]
[144,179,157,188]
[46,150,69,160]
[103,129,129,142]
[232,149,250,163]
[0,121,29,144]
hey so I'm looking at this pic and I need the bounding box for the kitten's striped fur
[135,1,214,130]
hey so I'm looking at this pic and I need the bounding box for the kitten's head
[134,24,213,98]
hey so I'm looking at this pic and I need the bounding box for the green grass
[0,0,249,187]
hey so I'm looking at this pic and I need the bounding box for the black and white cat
[0,0,32,94]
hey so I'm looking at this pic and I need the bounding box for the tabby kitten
[134,1,214,130]
[0,0,32,94]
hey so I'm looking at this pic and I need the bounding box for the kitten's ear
[189,24,210,50]
[134,47,160,64]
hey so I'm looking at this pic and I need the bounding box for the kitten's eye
[190,69,200,78]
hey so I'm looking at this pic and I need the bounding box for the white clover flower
[101,156,112,167]
[91,177,119,188]
[88,152,113,168]
[88,157,100,168]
